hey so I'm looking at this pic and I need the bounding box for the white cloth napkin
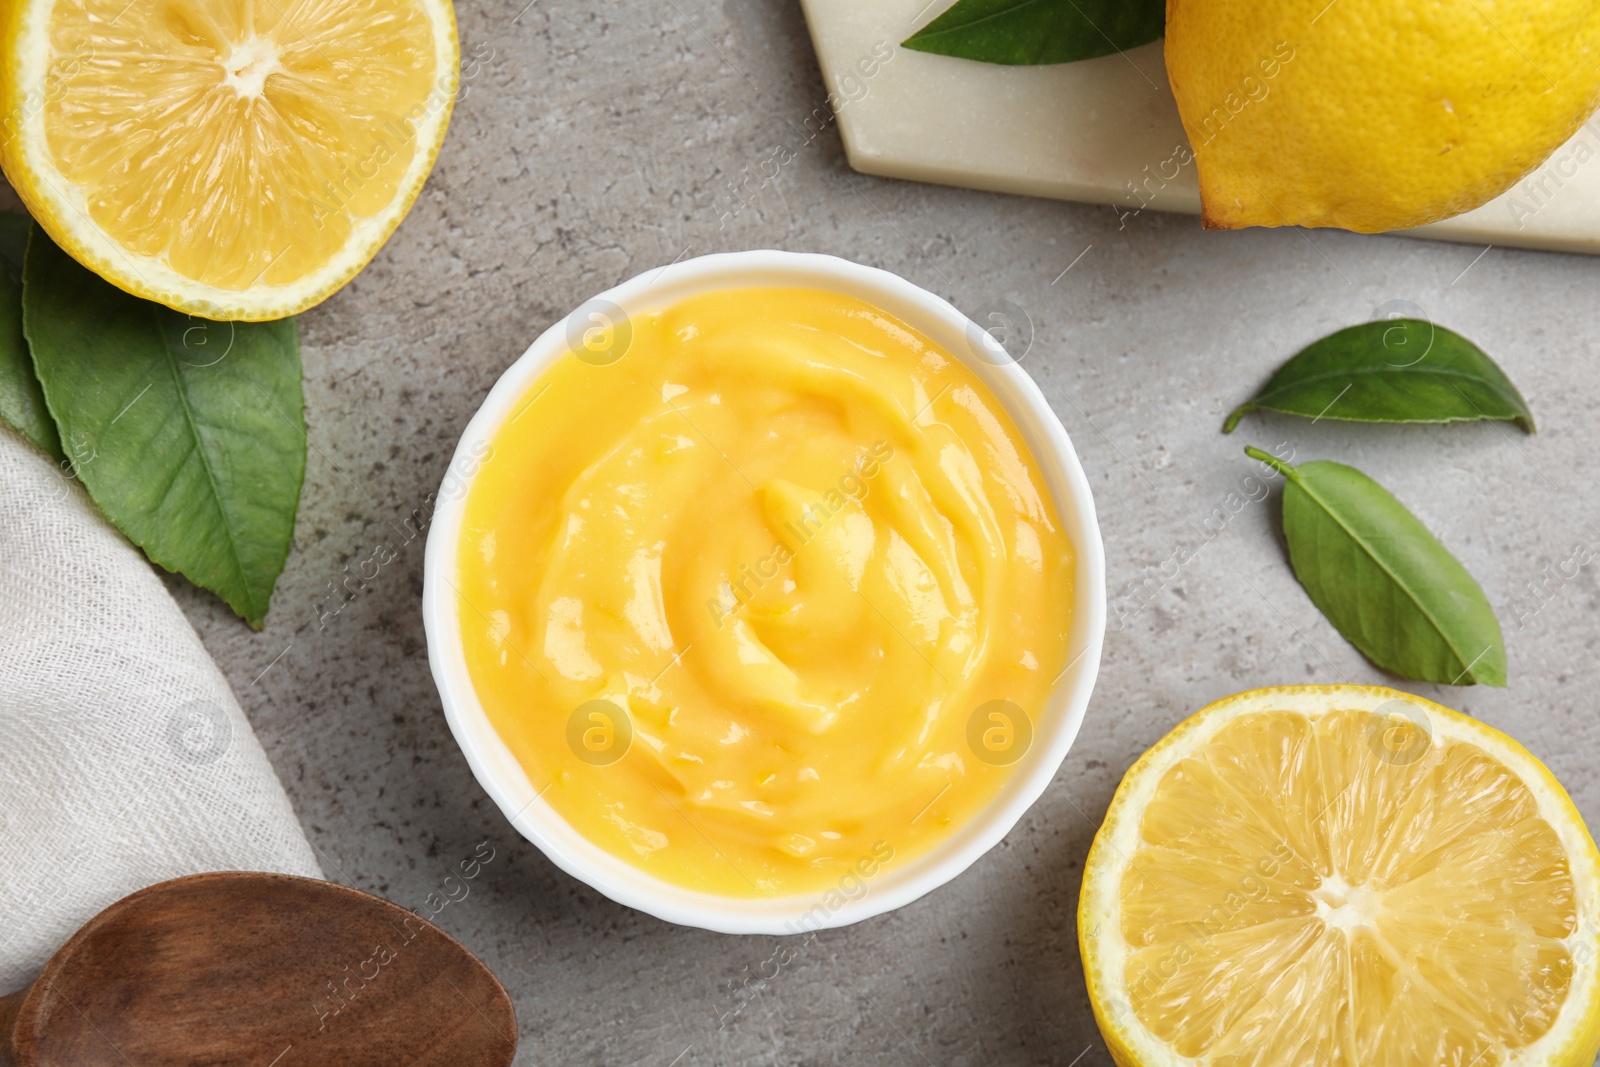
[0,427,320,991]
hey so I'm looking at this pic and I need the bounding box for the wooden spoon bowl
[0,872,516,1067]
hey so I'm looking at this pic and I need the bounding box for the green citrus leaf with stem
[23,226,304,629]
[1225,319,1534,434]
[903,0,1164,66]
[1246,446,1505,687]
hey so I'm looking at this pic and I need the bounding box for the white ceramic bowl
[422,250,1105,934]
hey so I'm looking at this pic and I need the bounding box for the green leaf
[0,213,29,277]
[902,0,1164,66]
[0,215,62,459]
[24,226,305,629]
[1225,320,1534,434]
[1247,447,1505,687]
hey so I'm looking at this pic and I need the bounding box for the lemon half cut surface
[0,0,458,320]
[1080,685,1600,1067]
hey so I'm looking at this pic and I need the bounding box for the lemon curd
[455,287,1075,897]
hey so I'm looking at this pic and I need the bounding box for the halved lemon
[0,0,457,320]
[1080,685,1600,1067]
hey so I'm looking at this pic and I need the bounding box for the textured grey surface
[143,1,1600,1063]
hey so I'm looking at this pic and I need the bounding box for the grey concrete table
[157,2,1600,1063]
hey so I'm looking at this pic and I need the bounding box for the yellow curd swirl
[455,286,1075,897]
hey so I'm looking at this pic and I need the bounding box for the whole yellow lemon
[1165,0,1600,232]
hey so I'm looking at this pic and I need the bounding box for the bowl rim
[421,249,1106,934]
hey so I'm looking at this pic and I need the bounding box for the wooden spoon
[0,871,517,1067]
